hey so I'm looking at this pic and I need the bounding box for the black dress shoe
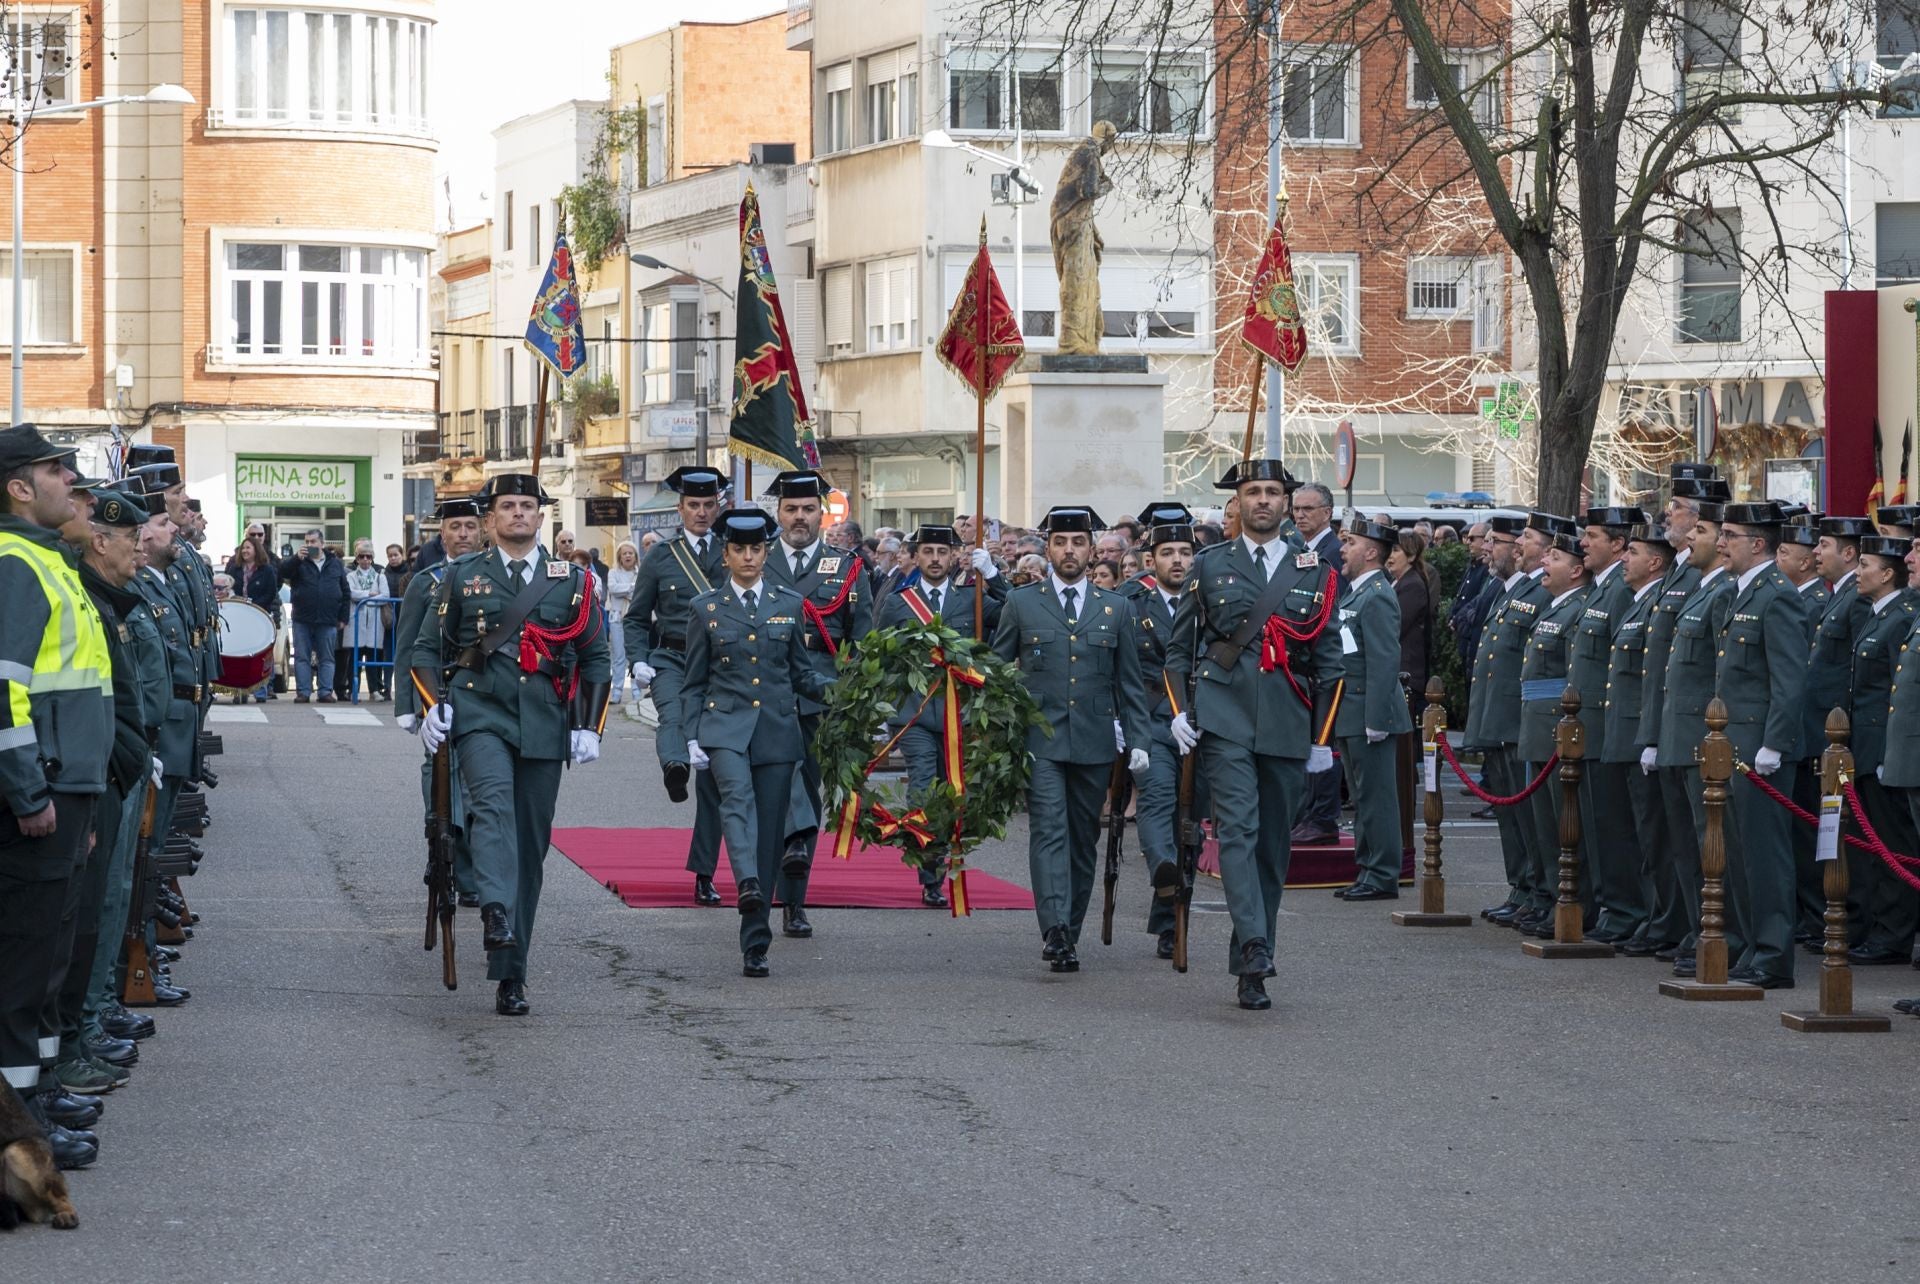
[1042,926,1068,962]
[1289,824,1338,846]
[1487,904,1521,925]
[82,1031,138,1067]
[1671,957,1698,978]
[663,761,690,804]
[480,903,516,952]
[781,836,814,877]
[1893,997,1920,1014]
[1156,930,1176,960]
[494,979,529,1016]
[1653,943,1683,962]
[457,892,480,908]
[1237,975,1272,1010]
[742,949,770,978]
[1619,938,1671,958]
[921,883,948,908]
[45,1090,101,1130]
[100,1007,155,1040]
[1240,938,1274,979]
[782,905,812,938]
[736,878,765,914]
[1056,944,1080,973]
[1846,946,1911,966]
[693,875,722,906]
[1737,973,1796,990]
[1332,883,1359,899]
[1343,885,1399,902]
[1527,919,1556,940]
[145,981,188,1006]
[1469,804,1496,820]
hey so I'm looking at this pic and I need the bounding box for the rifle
[1100,753,1131,946]
[121,782,160,1006]
[1171,748,1202,973]
[424,738,458,990]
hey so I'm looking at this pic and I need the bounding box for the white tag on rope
[1423,743,1438,795]
[1815,794,1842,863]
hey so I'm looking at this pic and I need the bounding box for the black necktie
[929,587,942,613]
[793,550,807,579]
[743,588,757,618]
[1253,545,1268,582]
[1062,586,1078,622]
[695,537,707,558]
[508,558,528,587]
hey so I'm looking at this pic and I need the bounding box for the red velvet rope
[1841,780,1920,891]
[1432,731,1560,806]
[800,570,860,659]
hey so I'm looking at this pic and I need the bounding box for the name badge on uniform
[817,557,842,575]
[1295,551,1319,569]
[546,561,570,579]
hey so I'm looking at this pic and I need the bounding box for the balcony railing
[447,409,480,458]
[404,417,445,465]
[482,405,565,462]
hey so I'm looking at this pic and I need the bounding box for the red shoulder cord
[519,580,602,701]
[1257,567,1338,706]
[801,571,860,659]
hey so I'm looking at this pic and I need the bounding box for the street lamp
[6,72,194,423]
[628,252,734,301]
[629,252,734,468]
[921,128,1042,330]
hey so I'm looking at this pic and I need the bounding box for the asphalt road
[11,701,1918,1280]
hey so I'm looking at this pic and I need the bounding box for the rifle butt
[440,912,458,991]
[1172,899,1189,973]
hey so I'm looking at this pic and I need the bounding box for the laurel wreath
[816,618,1049,875]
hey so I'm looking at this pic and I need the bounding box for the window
[1680,0,1743,110]
[223,240,428,365]
[1294,256,1359,355]
[822,63,852,152]
[1092,50,1206,136]
[1407,256,1473,318]
[646,96,666,186]
[1407,49,1500,128]
[0,248,76,344]
[446,274,487,321]
[863,46,916,144]
[1676,212,1741,343]
[1281,47,1355,144]
[637,301,671,405]
[946,47,1066,133]
[2,10,73,109]
[822,265,853,356]
[222,8,431,136]
[672,299,698,402]
[1881,0,1920,119]
[863,257,916,352]
[502,191,513,252]
[1876,203,1920,286]
[1470,256,1504,352]
[529,201,542,268]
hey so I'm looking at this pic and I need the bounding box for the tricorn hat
[91,489,149,528]
[436,497,484,521]
[664,466,727,498]
[127,461,183,495]
[1721,501,1785,528]
[1584,505,1648,530]
[1779,522,1818,548]
[909,524,958,548]
[482,473,553,507]
[1876,505,1920,531]
[1136,501,1195,548]
[1486,515,1527,536]
[1626,523,1671,549]
[764,470,830,500]
[121,443,175,472]
[1215,459,1302,493]
[1345,516,1399,548]
[717,508,778,544]
[1860,534,1914,562]
[1038,505,1105,535]
[1819,515,1875,540]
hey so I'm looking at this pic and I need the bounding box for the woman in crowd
[345,544,390,699]
[607,540,641,720]
[1012,552,1046,586]
[230,535,281,702]
[1388,529,1438,721]
[1090,559,1122,591]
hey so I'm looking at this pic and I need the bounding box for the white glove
[687,740,709,770]
[1877,764,1885,782]
[1128,748,1149,774]
[570,730,601,765]
[1365,728,1388,744]
[1113,719,1126,753]
[149,756,164,789]
[1307,745,1335,773]
[630,661,656,692]
[419,703,453,752]
[396,712,418,733]
[1171,711,1199,755]
[970,547,998,579]
[1639,746,1658,776]
[1754,746,1781,776]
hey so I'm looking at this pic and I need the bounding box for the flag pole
[531,364,550,468]
[1240,368,1263,465]
[974,217,988,641]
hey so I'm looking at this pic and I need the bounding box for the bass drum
[216,599,277,691]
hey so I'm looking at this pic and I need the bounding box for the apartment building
[4,2,437,553]
[414,220,492,529]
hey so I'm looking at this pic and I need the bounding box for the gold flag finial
[979,214,988,247]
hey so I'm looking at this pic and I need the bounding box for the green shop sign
[235,459,356,505]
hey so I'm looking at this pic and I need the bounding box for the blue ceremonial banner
[524,228,586,378]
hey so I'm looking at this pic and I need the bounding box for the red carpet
[551,828,1035,910]
[1196,831,1415,888]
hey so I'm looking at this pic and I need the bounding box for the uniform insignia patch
[546,561,569,579]
[463,575,489,597]
[1295,551,1318,568]
[1584,608,1608,620]
[1512,601,1538,615]
[1734,611,1759,623]
[817,557,842,575]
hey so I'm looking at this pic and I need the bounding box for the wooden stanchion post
[1660,698,1764,999]
[1524,687,1612,958]
[1394,677,1469,927]
[1782,709,1891,1032]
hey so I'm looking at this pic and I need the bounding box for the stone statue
[1050,121,1117,356]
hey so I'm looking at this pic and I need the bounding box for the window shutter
[789,268,819,389]
[824,266,852,348]
[865,47,903,87]
[865,262,889,347]
[890,260,914,344]
[824,62,852,94]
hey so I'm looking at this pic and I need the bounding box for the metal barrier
[350,595,404,704]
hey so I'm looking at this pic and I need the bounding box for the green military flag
[728,184,819,472]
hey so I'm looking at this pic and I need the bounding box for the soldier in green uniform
[763,470,875,939]
[1164,463,1342,1011]
[129,453,218,789]
[1572,505,1645,941]
[1331,516,1411,900]
[1878,505,1920,536]
[1513,514,1589,937]
[1121,502,1203,957]
[1843,535,1918,964]
[395,497,485,904]
[624,467,727,904]
[1463,515,1545,922]
[872,524,1008,907]
[993,506,1151,978]
[411,474,611,1016]
[1713,501,1810,989]
[680,510,829,977]
[1797,516,1870,949]
[1607,525,1673,954]
[1883,540,1920,1014]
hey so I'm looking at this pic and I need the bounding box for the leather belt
[803,632,840,652]
[173,683,202,701]
[654,634,688,654]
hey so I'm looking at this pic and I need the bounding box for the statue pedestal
[997,357,1166,527]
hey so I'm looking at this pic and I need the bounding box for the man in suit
[1513,513,1590,938]
[1463,515,1546,921]
[763,469,874,940]
[1572,505,1646,941]
[991,506,1151,976]
[681,510,830,978]
[1713,501,1810,989]
[411,474,611,1016]
[1606,526,1673,955]
[1122,502,1203,958]
[1798,515,1870,947]
[623,466,728,904]
[1289,483,1344,846]
[1332,516,1411,900]
[1165,463,1344,1011]
[872,524,1008,906]
[1843,535,1918,966]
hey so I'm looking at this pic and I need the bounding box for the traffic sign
[1334,420,1357,490]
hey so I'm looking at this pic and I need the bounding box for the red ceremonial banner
[1240,218,1309,373]
[936,234,1025,399]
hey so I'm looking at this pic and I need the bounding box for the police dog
[0,1083,76,1230]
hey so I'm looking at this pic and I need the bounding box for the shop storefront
[233,456,372,557]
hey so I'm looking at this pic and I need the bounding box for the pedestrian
[1388,529,1437,721]
[606,540,640,718]
[346,545,390,699]
[554,529,576,560]
[1090,558,1121,590]
[276,529,351,703]
[1012,552,1045,585]
[1332,517,1411,901]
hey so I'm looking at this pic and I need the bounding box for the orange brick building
[5,2,436,554]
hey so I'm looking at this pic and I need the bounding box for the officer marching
[872,523,1008,906]
[1164,462,1343,1011]
[1331,515,1410,901]
[410,474,610,1016]
[679,510,828,978]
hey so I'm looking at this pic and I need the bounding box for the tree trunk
[1534,403,1597,515]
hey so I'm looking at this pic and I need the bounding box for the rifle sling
[460,565,563,668]
[1203,557,1304,672]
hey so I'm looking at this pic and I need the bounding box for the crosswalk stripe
[314,707,383,727]
[207,706,268,724]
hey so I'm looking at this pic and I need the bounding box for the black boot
[480,903,516,952]
[692,874,722,906]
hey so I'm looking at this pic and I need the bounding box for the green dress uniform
[1712,546,1810,986]
[1846,587,1920,958]
[992,560,1151,957]
[1333,563,1411,893]
[1515,582,1590,917]
[1463,563,1549,913]
[1877,604,1920,944]
[134,559,202,882]
[394,559,476,899]
[623,526,726,879]
[1163,530,1342,976]
[1797,569,1867,941]
[1570,550,1639,939]
[681,574,827,961]
[1655,565,1735,958]
[410,542,610,987]
[1122,572,1200,938]
[1600,575,1663,946]
[1639,552,1705,948]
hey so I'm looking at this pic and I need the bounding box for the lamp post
[921,128,1043,331]
[629,252,734,471]
[4,26,192,423]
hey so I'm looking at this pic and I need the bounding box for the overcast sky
[432,0,784,229]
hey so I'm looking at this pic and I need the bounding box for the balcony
[785,1,812,51]
[404,417,445,465]
[484,405,565,463]
[447,409,481,458]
